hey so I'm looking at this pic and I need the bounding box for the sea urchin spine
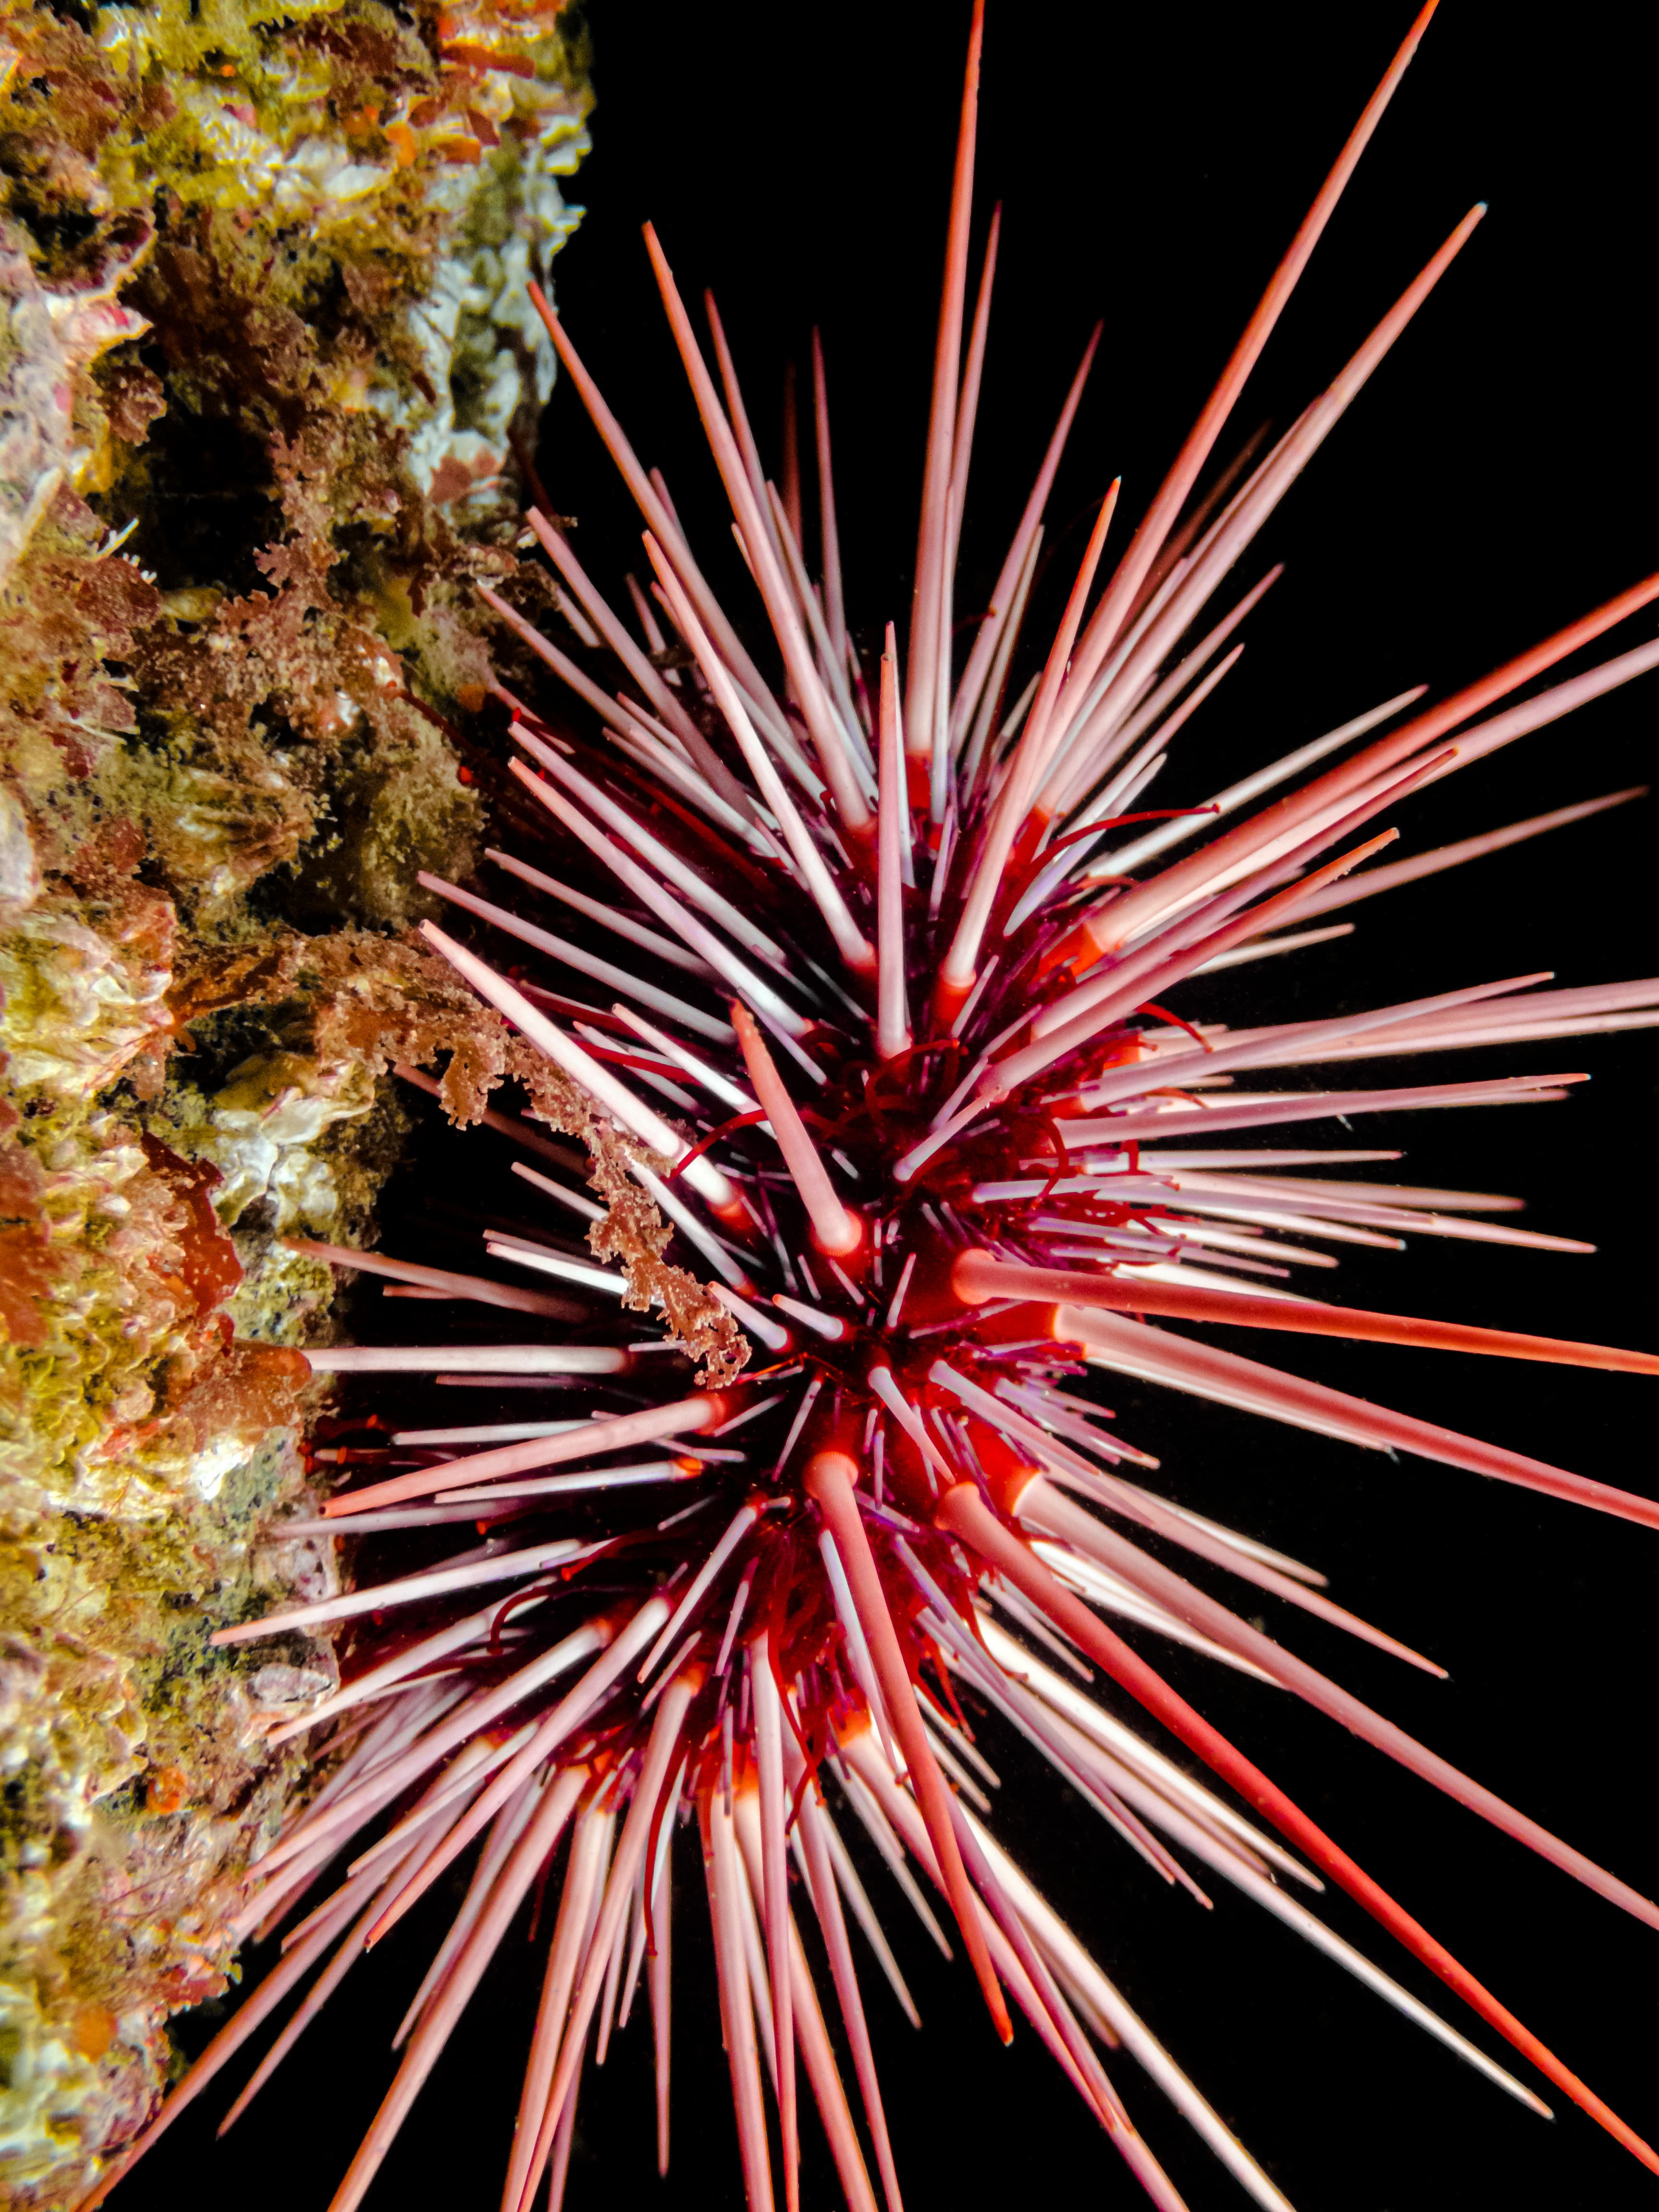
[86,7,1659,2209]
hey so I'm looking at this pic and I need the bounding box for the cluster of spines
[83,6,1659,2210]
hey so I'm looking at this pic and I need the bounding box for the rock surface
[0,0,589,2194]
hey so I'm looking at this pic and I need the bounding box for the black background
[128,5,1659,2210]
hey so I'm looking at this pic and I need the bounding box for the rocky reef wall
[0,0,589,2194]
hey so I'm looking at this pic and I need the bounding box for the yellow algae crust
[0,0,595,2194]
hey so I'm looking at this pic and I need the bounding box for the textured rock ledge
[0,0,589,2194]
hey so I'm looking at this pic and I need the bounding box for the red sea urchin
[86,7,1659,2209]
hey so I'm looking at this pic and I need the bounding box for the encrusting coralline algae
[0,0,597,2193]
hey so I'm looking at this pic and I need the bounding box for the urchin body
[87,8,1659,2211]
